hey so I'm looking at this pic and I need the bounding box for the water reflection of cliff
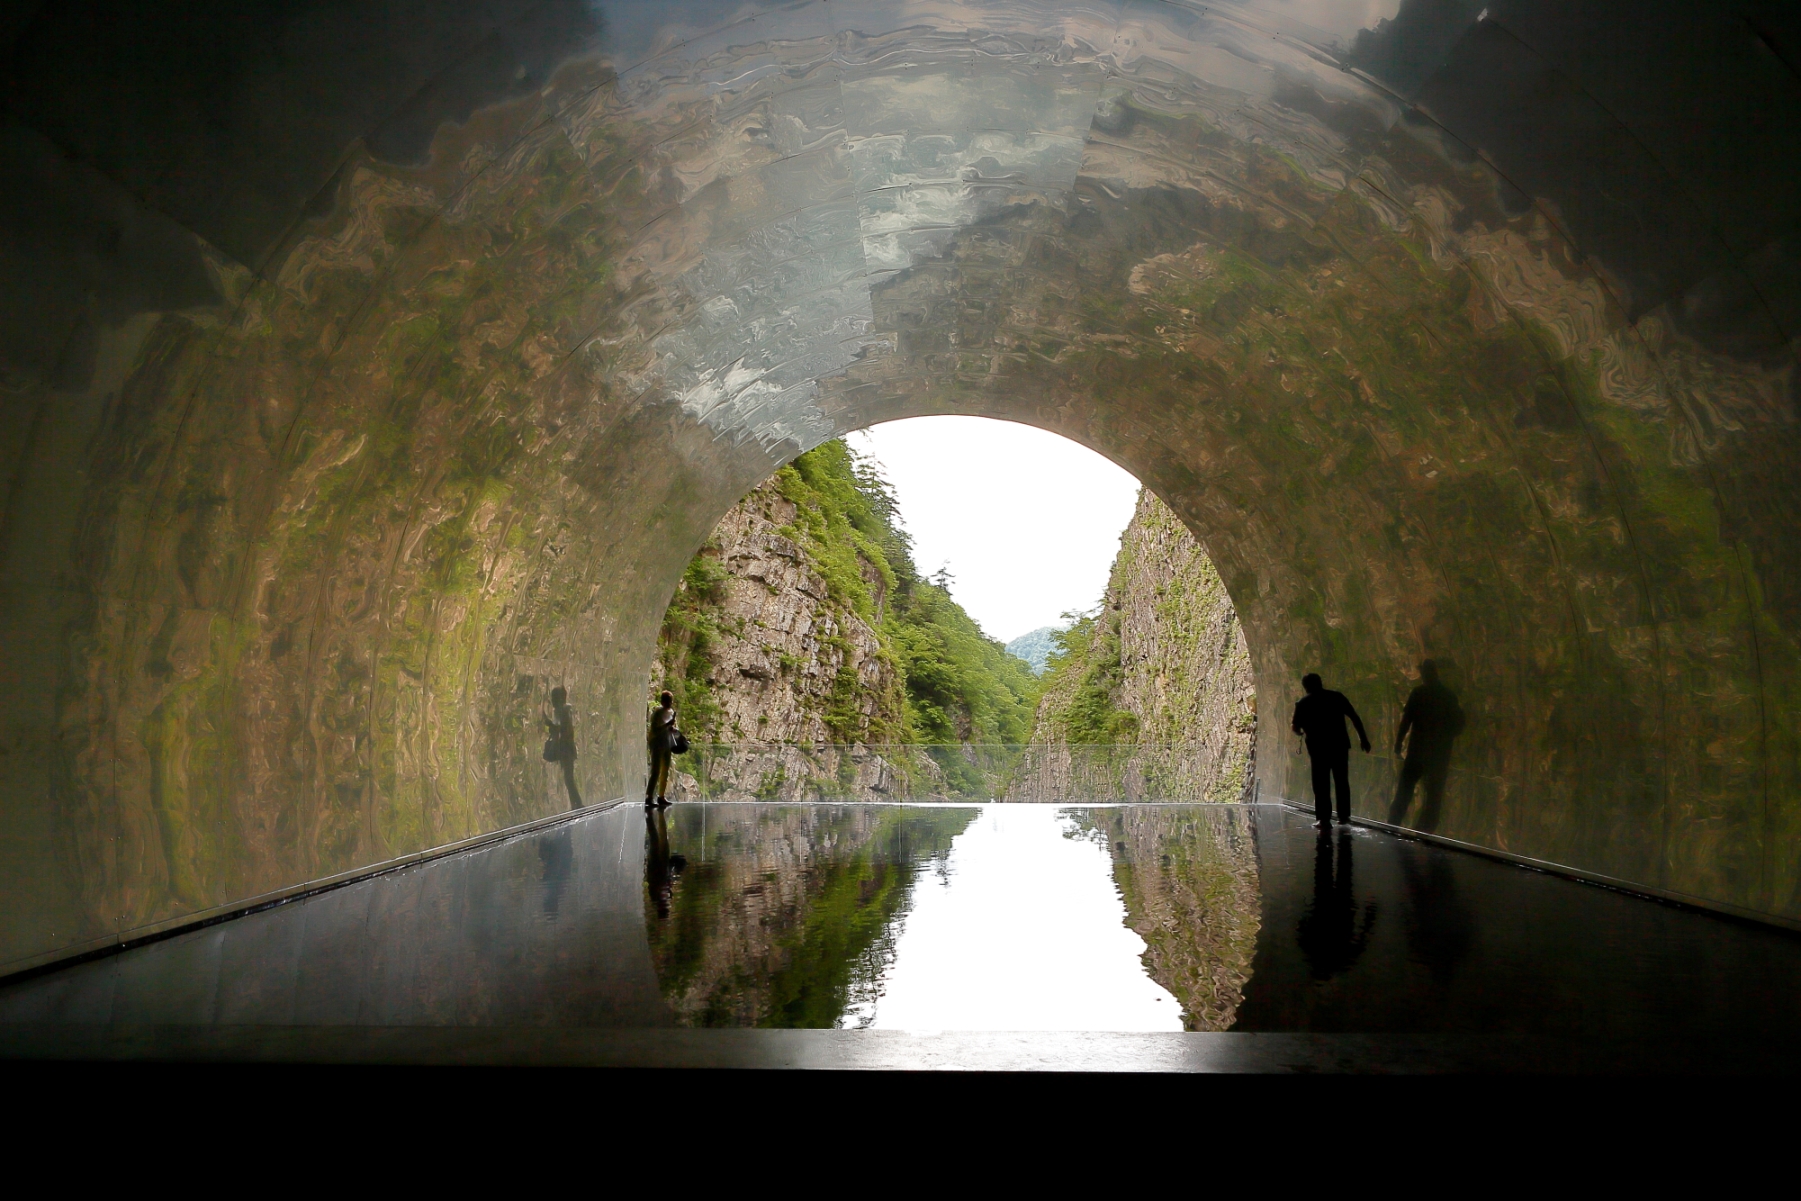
[1074,806,1261,1031]
[645,804,978,1027]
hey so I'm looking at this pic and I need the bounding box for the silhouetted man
[1291,672,1370,828]
[1388,659,1465,833]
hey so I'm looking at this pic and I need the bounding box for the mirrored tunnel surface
[4,802,1799,1050]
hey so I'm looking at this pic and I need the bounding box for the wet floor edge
[3,1026,1797,1074]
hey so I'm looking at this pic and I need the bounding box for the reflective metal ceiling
[530,0,1801,451]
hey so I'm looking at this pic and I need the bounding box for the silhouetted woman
[544,686,581,809]
[646,689,677,807]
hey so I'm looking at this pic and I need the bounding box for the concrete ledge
[1,1025,1794,1074]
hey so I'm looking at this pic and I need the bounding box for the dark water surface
[3,803,1799,1040]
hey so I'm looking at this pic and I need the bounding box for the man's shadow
[1389,659,1465,834]
[1296,829,1378,981]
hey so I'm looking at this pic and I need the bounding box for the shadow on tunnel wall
[1,0,1799,972]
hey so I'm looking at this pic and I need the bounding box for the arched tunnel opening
[638,414,1251,808]
[3,0,1801,1062]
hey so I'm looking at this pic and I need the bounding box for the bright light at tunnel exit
[847,417,1142,645]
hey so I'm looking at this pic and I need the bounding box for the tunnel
[1,0,1799,985]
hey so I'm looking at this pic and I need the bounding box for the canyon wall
[1016,489,1256,802]
[650,472,919,801]
[651,442,1038,801]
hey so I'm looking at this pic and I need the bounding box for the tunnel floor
[3,802,1799,1072]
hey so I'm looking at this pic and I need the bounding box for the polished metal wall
[1,0,1798,971]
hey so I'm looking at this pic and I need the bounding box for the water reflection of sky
[843,805,1181,1031]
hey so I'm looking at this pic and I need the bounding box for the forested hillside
[652,440,1039,799]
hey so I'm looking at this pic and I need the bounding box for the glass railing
[671,743,1255,803]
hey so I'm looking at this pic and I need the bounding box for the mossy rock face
[649,440,1037,801]
[4,5,1800,968]
[1024,488,1255,803]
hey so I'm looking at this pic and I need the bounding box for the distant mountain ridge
[1005,626,1062,675]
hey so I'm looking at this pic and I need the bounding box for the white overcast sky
[846,417,1141,645]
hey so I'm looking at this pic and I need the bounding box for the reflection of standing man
[1291,673,1371,829]
[1297,830,1377,981]
[1388,660,1464,833]
[644,806,686,920]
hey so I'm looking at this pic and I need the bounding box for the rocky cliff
[651,440,1039,800]
[1015,489,1255,802]
[651,471,912,801]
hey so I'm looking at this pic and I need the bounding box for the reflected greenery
[646,804,978,1027]
[1068,806,1262,1031]
[645,801,1264,1031]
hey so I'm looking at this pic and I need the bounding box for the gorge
[650,437,1038,800]
[651,436,1254,801]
